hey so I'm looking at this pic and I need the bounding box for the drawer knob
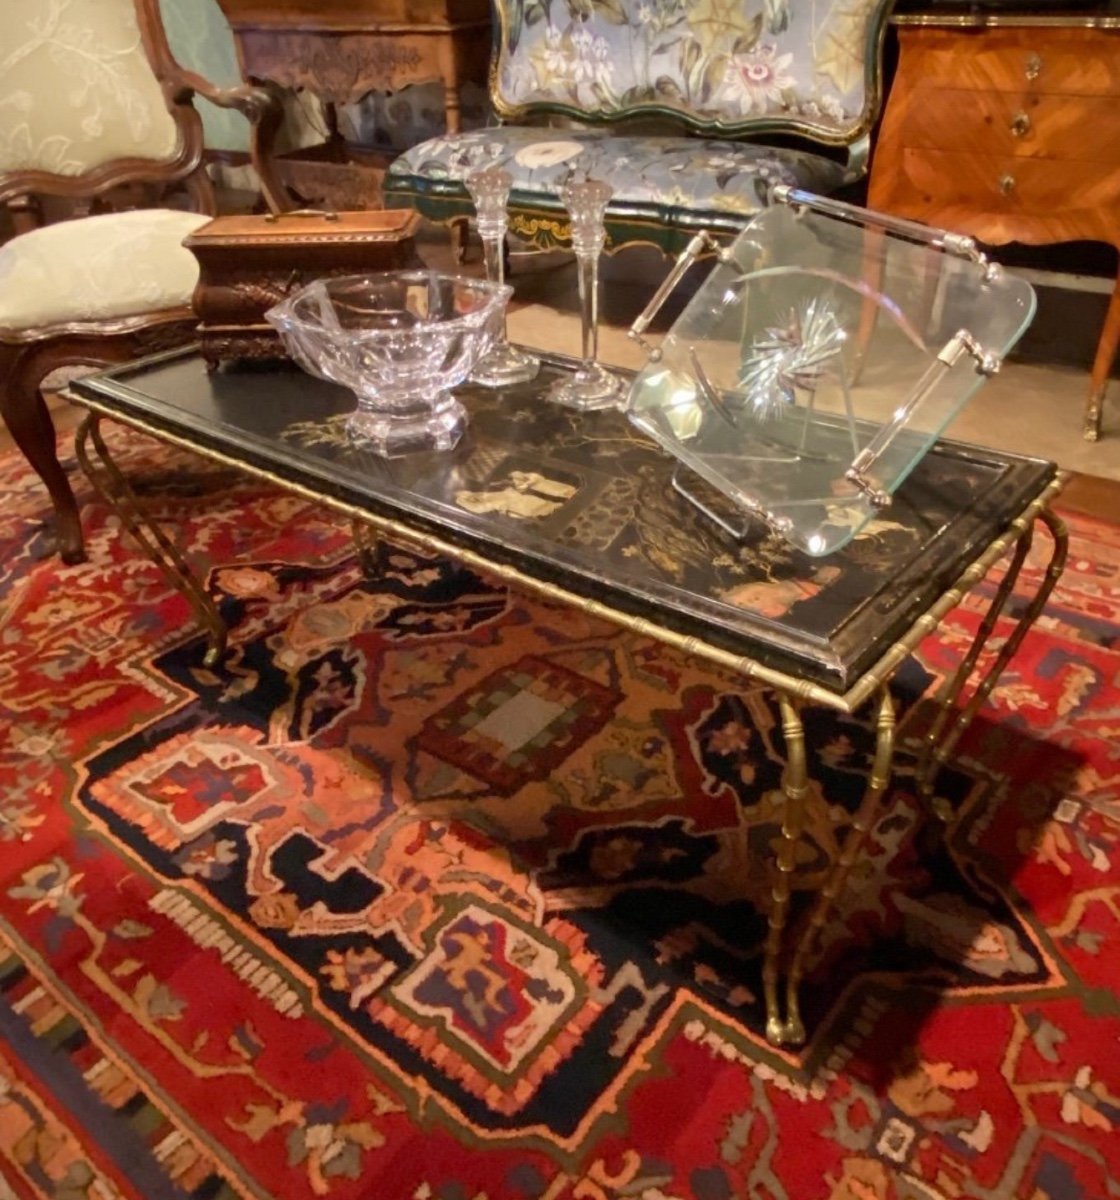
[1025,52,1042,81]
[1010,110,1031,138]
[998,173,1016,196]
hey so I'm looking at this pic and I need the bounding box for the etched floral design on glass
[738,297,847,418]
[465,166,540,387]
[547,177,627,411]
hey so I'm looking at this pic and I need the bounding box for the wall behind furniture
[159,0,248,153]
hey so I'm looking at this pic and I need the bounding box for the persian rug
[1,425,1118,1200]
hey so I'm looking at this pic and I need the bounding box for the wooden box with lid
[868,6,1120,439]
[183,208,422,369]
[214,0,491,135]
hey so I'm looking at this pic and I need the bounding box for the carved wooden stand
[215,0,491,210]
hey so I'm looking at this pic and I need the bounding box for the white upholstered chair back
[0,0,180,177]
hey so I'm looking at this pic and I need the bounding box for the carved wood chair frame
[0,0,286,564]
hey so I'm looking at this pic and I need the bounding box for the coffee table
[67,347,1067,1046]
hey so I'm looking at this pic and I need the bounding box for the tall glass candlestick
[466,167,540,387]
[547,177,626,411]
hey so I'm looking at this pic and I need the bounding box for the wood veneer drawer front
[896,88,1120,161]
[900,30,1120,96]
[888,149,1120,220]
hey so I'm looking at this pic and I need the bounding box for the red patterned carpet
[1,426,1118,1200]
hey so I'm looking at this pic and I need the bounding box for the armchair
[385,0,895,255]
[0,0,286,564]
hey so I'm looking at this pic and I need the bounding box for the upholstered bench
[386,0,894,254]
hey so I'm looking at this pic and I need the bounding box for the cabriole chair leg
[0,344,85,564]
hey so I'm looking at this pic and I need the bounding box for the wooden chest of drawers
[868,13,1120,439]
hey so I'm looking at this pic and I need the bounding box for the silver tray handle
[628,231,733,360]
[846,328,1002,507]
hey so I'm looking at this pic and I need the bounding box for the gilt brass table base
[74,413,227,667]
[72,397,1067,1046]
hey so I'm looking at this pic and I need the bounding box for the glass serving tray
[626,190,1037,557]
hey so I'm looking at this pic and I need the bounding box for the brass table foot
[765,1014,806,1047]
[75,413,227,665]
[915,508,1068,810]
[1084,388,1104,441]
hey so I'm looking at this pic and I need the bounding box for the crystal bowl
[265,270,512,456]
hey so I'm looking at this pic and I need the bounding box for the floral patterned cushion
[387,127,852,231]
[492,0,893,142]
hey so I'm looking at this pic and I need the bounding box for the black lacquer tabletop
[71,349,1056,693]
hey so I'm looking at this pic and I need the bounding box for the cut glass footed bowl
[266,270,512,456]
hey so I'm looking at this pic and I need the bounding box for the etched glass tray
[626,189,1037,556]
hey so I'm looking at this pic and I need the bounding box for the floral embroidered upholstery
[491,0,884,140]
[386,0,893,253]
[0,209,209,330]
[1,0,180,176]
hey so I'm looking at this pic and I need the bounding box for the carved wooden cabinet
[868,11,1120,439]
[214,0,491,207]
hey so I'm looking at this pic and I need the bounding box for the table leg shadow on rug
[1,428,1117,1200]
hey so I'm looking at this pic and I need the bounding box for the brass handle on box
[998,174,1016,196]
[1010,110,1031,137]
[1025,53,1042,81]
[264,208,339,222]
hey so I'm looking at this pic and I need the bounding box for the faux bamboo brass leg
[75,413,227,666]
[914,522,1033,809]
[783,687,896,1041]
[764,693,810,1046]
[916,508,1068,813]
[351,517,379,576]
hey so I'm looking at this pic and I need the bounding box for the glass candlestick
[466,167,540,387]
[547,177,627,411]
